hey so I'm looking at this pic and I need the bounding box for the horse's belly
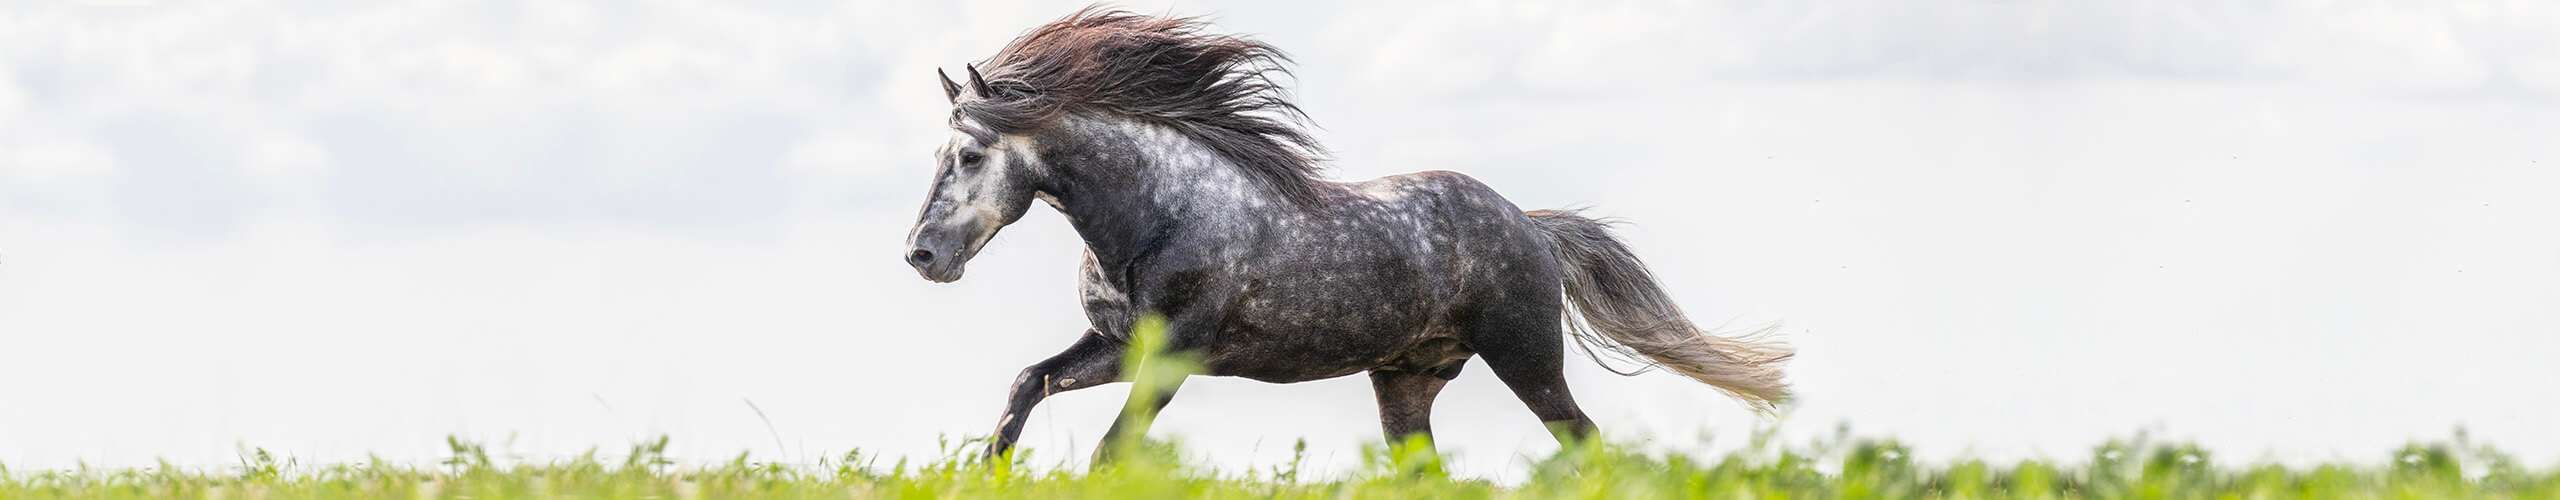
[1184,227,1454,377]
[1202,290,1442,383]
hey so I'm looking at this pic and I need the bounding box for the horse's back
[1346,170,1568,323]
[1349,170,1558,270]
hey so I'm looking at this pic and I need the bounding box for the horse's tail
[1525,209,1794,412]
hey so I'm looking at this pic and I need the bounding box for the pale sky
[3,1,2557,478]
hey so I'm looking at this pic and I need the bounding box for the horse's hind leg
[987,330,1123,459]
[1469,308,1600,443]
[1369,362,1464,453]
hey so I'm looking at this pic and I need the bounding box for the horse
[902,7,1793,461]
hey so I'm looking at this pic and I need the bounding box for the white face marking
[927,118,1044,252]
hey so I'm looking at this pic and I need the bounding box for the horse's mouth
[917,263,966,283]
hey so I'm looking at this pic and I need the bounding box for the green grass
[9,321,2553,498]
[4,432,2555,499]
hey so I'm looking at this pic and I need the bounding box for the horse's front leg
[1090,302,1229,465]
[987,330,1123,459]
[1093,369,1184,464]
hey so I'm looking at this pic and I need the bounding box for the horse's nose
[906,248,936,268]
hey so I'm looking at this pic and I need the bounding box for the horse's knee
[1010,365,1050,392]
[1017,362,1115,398]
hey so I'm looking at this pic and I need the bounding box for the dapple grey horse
[902,7,1793,461]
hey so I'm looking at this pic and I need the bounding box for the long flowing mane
[960,7,1328,205]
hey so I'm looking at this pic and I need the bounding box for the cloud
[0,136,120,218]
[1,139,117,181]
[0,1,913,239]
[1310,1,2559,100]
[6,0,2552,241]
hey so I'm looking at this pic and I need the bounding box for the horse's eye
[959,151,987,165]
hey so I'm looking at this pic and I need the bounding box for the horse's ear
[937,68,962,102]
[964,63,995,99]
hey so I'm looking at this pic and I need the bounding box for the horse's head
[905,65,1046,283]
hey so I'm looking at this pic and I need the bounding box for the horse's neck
[1051,117,1289,268]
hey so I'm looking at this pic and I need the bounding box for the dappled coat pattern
[900,6,1792,461]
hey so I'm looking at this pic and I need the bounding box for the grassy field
[9,323,2552,499]
[4,433,2556,499]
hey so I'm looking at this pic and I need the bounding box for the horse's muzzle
[904,229,972,283]
[906,245,966,283]
[907,210,997,283]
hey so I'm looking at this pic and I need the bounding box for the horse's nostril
[907,249,935,267]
